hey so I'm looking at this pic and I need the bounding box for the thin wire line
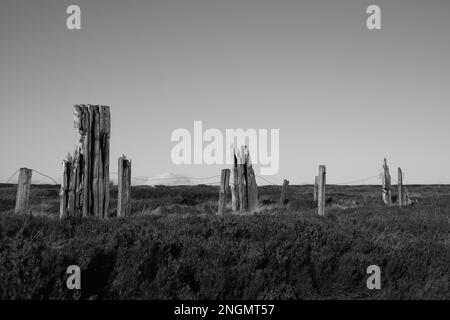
[31,169,59,185]
[333,173,382,185]
[256,175,279,185]
[110,173,221,183]
[5,169,20,184]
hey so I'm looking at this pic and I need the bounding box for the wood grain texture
[15,168,32,214]
[314,176,318,202]
[117,156,132,217]
[218,169,230,215]
[382,158,392,205]
[59,155,71,219]
[231,149,239,212]
[318,165,326,217]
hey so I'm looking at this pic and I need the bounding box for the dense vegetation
[0,184,449,299]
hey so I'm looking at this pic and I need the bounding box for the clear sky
[0,0,449,185]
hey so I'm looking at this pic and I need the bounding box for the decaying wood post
[237,146,248,211]
[231,148,239,212]
[318,165,326,216]
[60,154,72,219]
[246,152,259,211]
[279,179,289,206]
[398,167,403,208]
[314,176,318,202]
[218,169,231,215]
[382,158,392,205]
[60,105,111,218]
[117,156,132,217]
[15,168,33,214]
[233,145,259,212]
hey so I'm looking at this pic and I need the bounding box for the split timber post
[279,179,289,206]
[237,147,248,211]
[233,146,259,212]
[118,156,132,217]
[382,158,392,205]
[15,168,33,214]
[398,167,403,208]
[218,169,231,215]
[318,165,326,217]
[60,105,111,219]
[314,176,318,202]
[60,154,72,219]
[230,149,239,212]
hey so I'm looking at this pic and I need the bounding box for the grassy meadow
[0,183,449,299]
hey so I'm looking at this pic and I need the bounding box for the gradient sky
[0,0,449,185]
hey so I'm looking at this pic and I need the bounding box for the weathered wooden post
[117,156,132,217]
[314,176,318,202]
[279,179,289,206]
[230,149,239,212]
[233,145,259,212]
[218,169,230,215]
[15,168,33,214]
[59,154,72,219]
[246,150,259,211]
[382,158,392,205]
[398,167,403,208]
[318,165,326,216]
[237,146,248,211]
[71,105,111,218]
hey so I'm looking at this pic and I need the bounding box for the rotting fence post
[118,156,132,218]
[15,168,33,214]
[318,165,326,216]
[218,169,230,215]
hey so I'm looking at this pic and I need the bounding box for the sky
[0,0,449,185]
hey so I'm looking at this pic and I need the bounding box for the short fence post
[318,165,326,216]
[382,158,392,205]
[117,156,132,218]
[60,155,72,219]
[398,167,403,208]
[218,169,230,215]
[279,179,289,206]
[15,168,33,214]
[314,176,318,202]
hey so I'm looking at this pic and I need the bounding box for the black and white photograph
[0,0,449,312]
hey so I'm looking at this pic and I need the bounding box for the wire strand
[5,169,20,184]
[31,169,59,185]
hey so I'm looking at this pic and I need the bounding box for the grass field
[0,183,449,299]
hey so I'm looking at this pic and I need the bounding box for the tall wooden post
[314,176,318,202]
[15,168,32,214]
[318,165,326,216]
[398,167,403,208]
[237,146,248,211]
[233,145,259,212]
[382,158,392,205]
[246,152,259,211]
[218,169,230,215]
[279,179,289,206]
[118,156,132,218]
[231,150,239,212]
[72,105,110,218]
